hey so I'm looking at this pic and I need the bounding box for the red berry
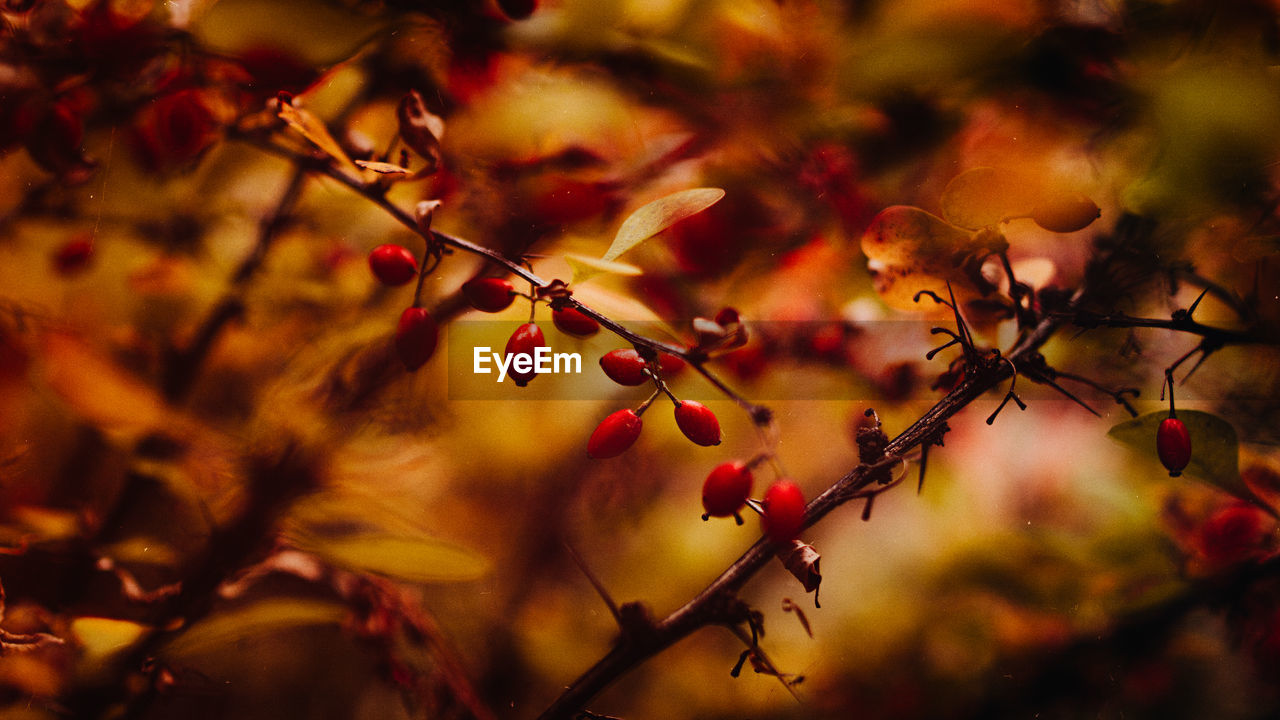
[462,277,516,312]
[761,479,805,544]
[553,306,600,337]
[505,322,546,387]
[395,307,438,371]
[52,236,93,275]
[702,461,753,518]
[674,400,721,446]
[369,244,419,286]
[600,349,650,386]
[1157,416,1191,476]
[658,352,686,376]
[587,409,642,459]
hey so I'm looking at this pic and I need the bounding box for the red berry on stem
[395,307,438,371]
[505,322,546,387]
[462,277,516,312]
[553,306,600,337]
[1157,416,1191,476]
[761,479,805,544]
[587,409,642,459]
[600,349,649,386]
[674,400,721,446]
[369,244,419,286]
[702,461,753,519]
[658,352,686,375]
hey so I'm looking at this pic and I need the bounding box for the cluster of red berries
[699,461,807,544]
[367,244,438,371]
[585,398,720,459]
[369,244,609,376]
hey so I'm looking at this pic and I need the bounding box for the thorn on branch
[918,424,948,495]
[986,356,1026,425]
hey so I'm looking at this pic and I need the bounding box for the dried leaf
[354,159,413,175]
[278,101,358,173]
[860,206,994,309]
[861,205,981,272]
[1,629,65,655]
[397,90,444,174]
[777,540,822,607]
[940,167,1041,229]
[604,188,724,262]
[781,598,813,638]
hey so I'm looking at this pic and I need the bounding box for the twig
[160,165,309,401]
[533,307,1067,720]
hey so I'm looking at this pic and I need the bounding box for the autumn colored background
[1,0,1279,718]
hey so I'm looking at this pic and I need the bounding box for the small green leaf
[604,188,724,262]
[1108,410,1277,516]
[296,533,490,584]
[165,598,346,659]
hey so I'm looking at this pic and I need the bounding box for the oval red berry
[599,349,649,386]
[702,461,753,518]
[504,322,546,387]
[658,352,686,375]
[395,307,438,371]
[553,306,600,337]
[462,277,516,313]
[761,479,805,544]
[674,400,721,446]
[368,244,419,286]
[587,409,642,459]
[1157,416,1191,476]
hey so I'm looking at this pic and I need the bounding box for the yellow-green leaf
[165,598,347,659]
[1108,410,1277,516]
[564,253,643,284]
[604,188,724,262]
[295,533,489,584]
[72,617,148,667]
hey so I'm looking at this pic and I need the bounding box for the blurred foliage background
[1,0,1279,718]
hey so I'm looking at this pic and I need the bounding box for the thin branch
[160,164,309,401]
[233,131,771,426]
[1059,308,1274,346]
[534,307,1066,720]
